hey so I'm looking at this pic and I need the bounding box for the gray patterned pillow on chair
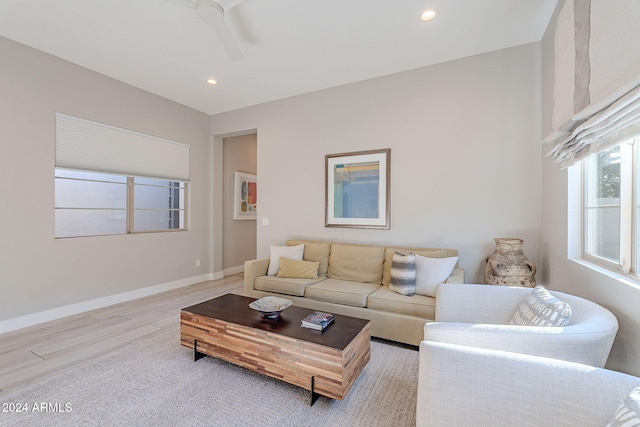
[509,285,571,327]
[607,387,640,427]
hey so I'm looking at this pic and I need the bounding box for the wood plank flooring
[0,274,244,393]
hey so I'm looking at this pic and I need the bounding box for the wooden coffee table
[180,293,370,404]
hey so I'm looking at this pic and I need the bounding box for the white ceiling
[0,0,558,116]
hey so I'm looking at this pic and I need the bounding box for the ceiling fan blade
[210,15,244,61]
[216,0,246,11]
[196,0,244,61]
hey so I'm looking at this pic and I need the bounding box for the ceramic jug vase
[484,238,536,287]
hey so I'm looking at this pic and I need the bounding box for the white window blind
[544,76,640,169]
[55,113,190,182]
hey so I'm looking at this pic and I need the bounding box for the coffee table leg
[310,376,319,406]
[193,339,206,362]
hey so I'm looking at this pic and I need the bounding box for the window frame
[581,138,637,277]
[129,177,188,233]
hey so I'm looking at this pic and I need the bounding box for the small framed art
[234,171,257,220]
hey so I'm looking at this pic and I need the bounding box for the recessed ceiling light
[206,78,218,85]
[420,8,438,21]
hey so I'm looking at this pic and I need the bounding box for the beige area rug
[0,328,418,427]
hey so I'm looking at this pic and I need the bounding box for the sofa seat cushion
[304,278,381,307]
[255,276,326,297]
[367,286,435,319]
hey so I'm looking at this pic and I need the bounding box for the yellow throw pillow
[277,257,319,279]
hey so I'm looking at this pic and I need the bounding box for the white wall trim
[223,265,244,276]
[0,273,216,334]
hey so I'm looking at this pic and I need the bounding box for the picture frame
[325,148,390,229]
[233,171,257,220]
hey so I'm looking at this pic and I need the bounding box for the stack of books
[301,311,334,330]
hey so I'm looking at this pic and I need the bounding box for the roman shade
[544,77,640,168]
[55,113,190,181]
[546,1,640,168]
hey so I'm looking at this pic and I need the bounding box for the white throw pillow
[267,244,304,276]
[509,285,572,327]
[607,387,640,427]
[414,255,458,297]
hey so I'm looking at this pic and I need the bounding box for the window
[55,170,127,237]
[132,177,186,232]
[582,138,636,274]
[54,113,190,238]
[55,170,188,238]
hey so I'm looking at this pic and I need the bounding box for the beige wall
[211,43,543,285]
[222,134,257,272]
[541,1,640,376]
[0,36,211,325]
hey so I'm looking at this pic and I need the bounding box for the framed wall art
[325,148,390,229]
[234,171,257,220]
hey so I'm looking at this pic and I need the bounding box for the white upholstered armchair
[417,341,640,427]
[423,283,618,367]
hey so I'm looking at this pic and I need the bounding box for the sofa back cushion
[328,243,385,284]
[286,240,331,277]
[382,247,459,286]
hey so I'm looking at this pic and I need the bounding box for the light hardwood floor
[0,274,244,393]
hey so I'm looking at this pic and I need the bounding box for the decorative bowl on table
[249,296,293,319]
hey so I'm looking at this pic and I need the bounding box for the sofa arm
[244,258,270,296]
[417,341,640,427]
[444,267,464,284]
[423,321,612,367]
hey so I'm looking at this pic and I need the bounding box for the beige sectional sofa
[244,240,464,346]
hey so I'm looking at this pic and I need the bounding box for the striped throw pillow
[509,285,571,327]
[608,387,640,427]
[389,252,416,296]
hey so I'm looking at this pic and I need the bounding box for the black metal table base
[310,376,319,406]
[193,339,206,361]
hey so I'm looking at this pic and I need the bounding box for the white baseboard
[0,273,217,335]
[223,265,244,276]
